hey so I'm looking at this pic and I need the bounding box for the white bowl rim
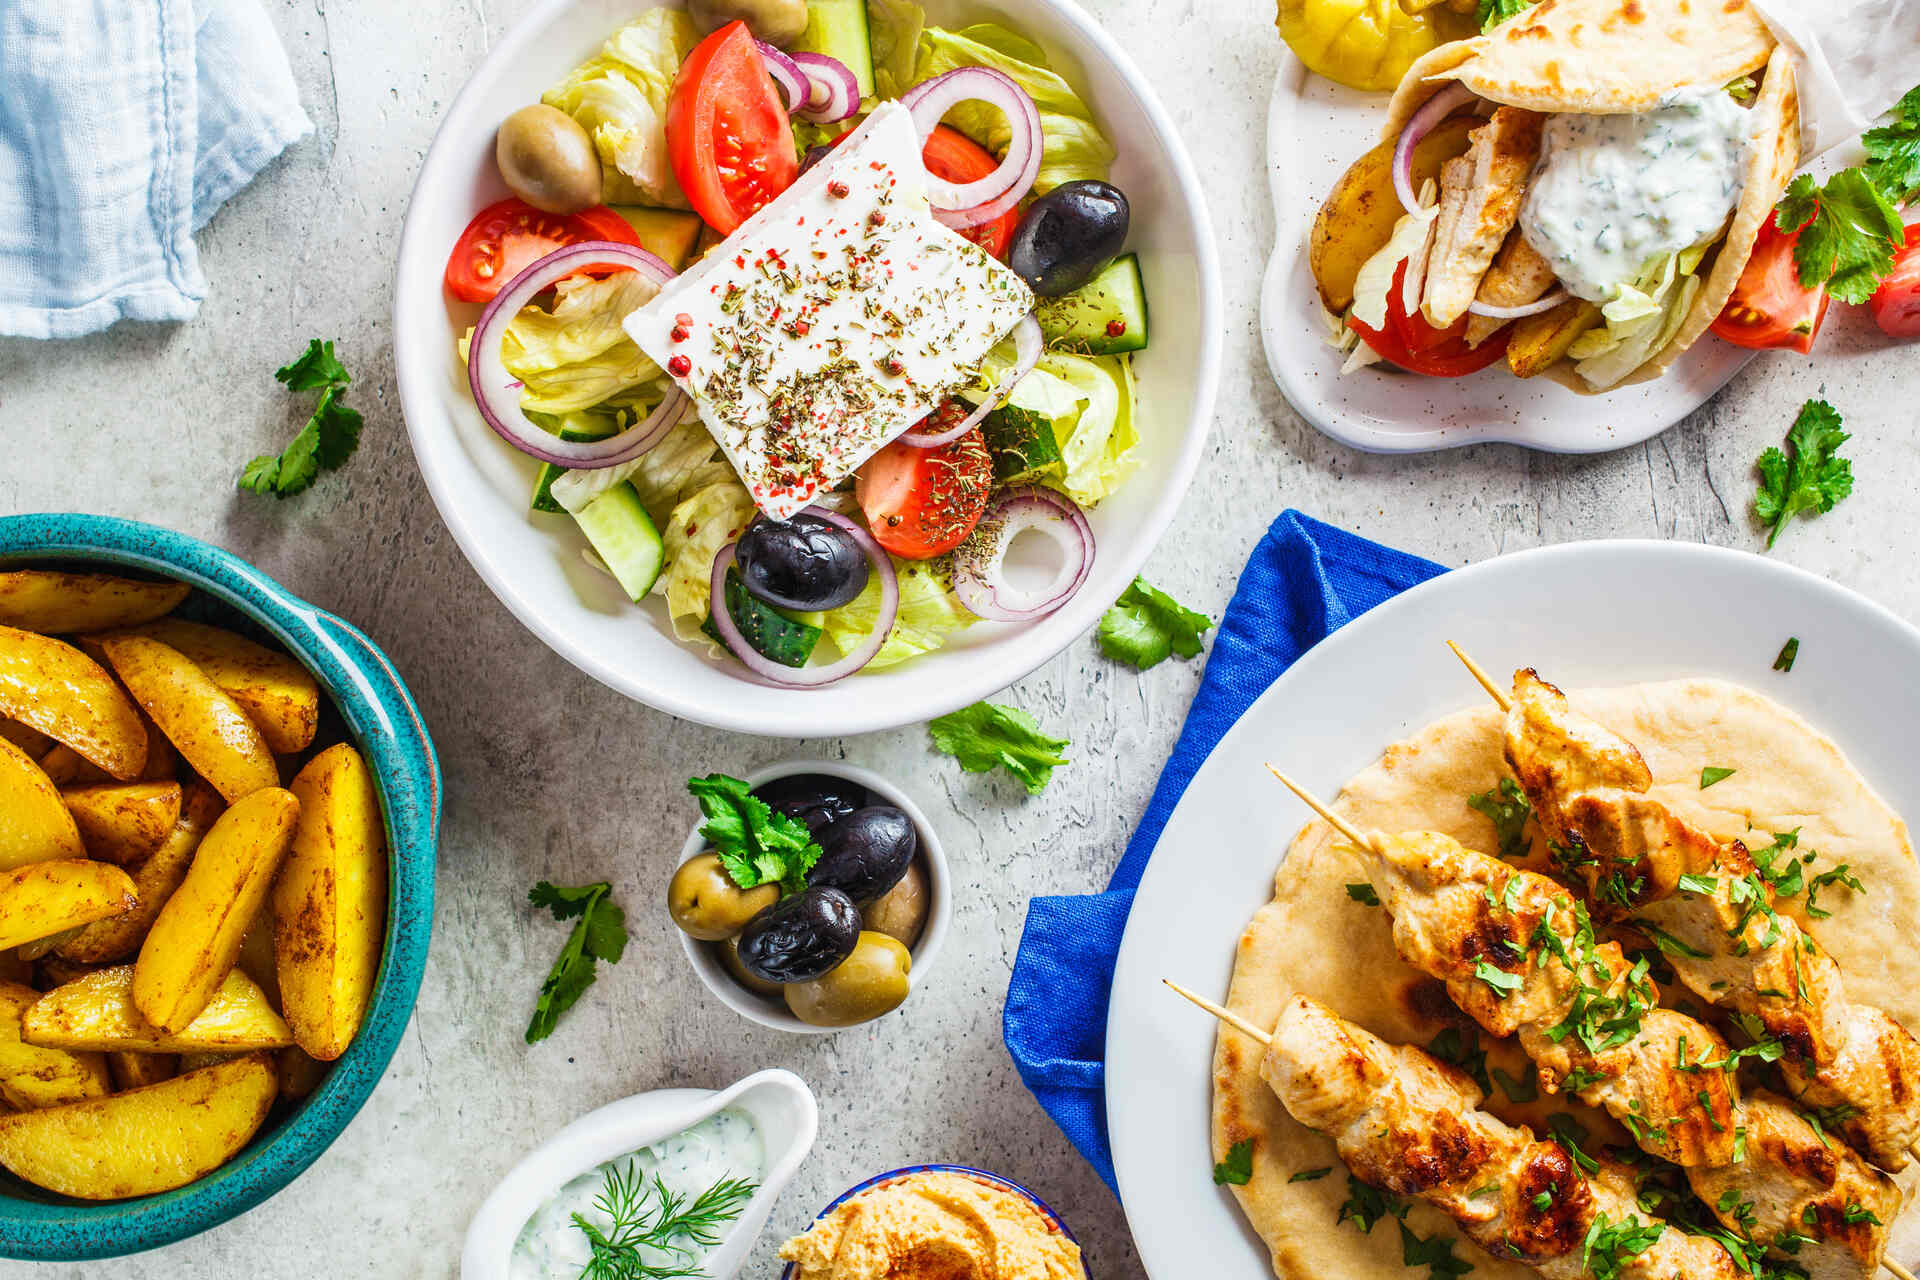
[677,760,952,1034]
[391,0,1223,737]
[459,1067,818,1280]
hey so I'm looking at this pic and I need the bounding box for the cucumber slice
[982,405,1065,487]
[1035,253,1149,355]
[702,569,822,668]
[792,0,875,98]
[608,206,705,270]
[529,420,618,514]
[572,483,664,602]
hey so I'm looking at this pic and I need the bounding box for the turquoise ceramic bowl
[0,514,440,1261]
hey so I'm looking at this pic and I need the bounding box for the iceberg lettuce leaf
[660,480,757,642]
[820,556,975,668]
[911,25,1114,192]
[543,9,696,207]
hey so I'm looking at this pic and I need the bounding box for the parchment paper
[1752,0,1920,157]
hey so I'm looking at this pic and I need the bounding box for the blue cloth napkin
[0,0,312,339]
[1003,511,1448,1193]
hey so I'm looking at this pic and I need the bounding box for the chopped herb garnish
[1492,1066,1539,1104]
[1468,778,1534,861]
[1338,1175,1403,1233]
[1547,1114,1601,1174]
[1427,1027,1493,1094]
[1475,960,1525,998]
[1213,1138,1255,1186]
[1289,1167,1333,1183]
[1805,863,1866,920]
[1773,638,1800,672]
[1700,767,1736,789]
[1582,1213,1665,1280]
[1533,1189,1555,1211]
[1398,1220,1473,1280]
[1636,920,1710,960]
[1346,882,1382,906]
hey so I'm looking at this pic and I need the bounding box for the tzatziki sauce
[509,1107,764,1280]
[1520,87,1754,303]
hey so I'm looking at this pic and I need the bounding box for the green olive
[668,852,779,941]
[495,104,602,215]
[719,937,786,999]
[784,931,911,1027]
[860,860,929,949]
[687,0,809,46]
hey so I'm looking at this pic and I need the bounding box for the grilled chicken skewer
[1270,770,1903,1280]
[1450,644,1920,1174]
[1168,984,1748,1280]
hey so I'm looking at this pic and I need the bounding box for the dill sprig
[572,1161,759,1280]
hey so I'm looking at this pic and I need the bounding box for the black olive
[753,773,868,835]
[736,887,861,984]
[807,806,917,905]
[735,514,869,611]
[1007,180,1130,297]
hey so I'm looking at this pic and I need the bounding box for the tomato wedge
[854,423,993,560]
[667,21,798,235]
[1870,223,1920,339]
[922,126,1019,259]
[1348,261,1509,377]
[1710,218,1830,354]
[443,200,643,304]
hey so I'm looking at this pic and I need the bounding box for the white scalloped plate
[1257,55,1756,454]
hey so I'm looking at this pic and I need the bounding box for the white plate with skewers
[1107,539,1920,1280]
[1258,55,1755,455]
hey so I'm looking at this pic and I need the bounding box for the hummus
[778,1170,1085,1280]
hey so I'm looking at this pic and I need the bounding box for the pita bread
[1211,679,1920,1279]
[1439,0,1776,115]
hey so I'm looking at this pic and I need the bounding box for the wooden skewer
[1886,1260,1917,1280]
[1447,639,1512,712]
[1163,979,1272,1046]
[1266,765,1377,852]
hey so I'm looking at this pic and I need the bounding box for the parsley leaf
[1475,959,1524,997]
[1097,577,1215,670]
[1492,1065,1540,1103]
[1468,778,1533,860]
[929,701,1070,794]
[1773,637,1799,672]
[525,880,628,1043]
[1864,84,1920,208]
[1776,171,1906,304]
[1345,882,1381,906]
[1475,0,1535,30]
[1213,1138,1254,1186]
[686,774,820,896]
[1398,1219,1473,1280]
[1290,1167,1332,1183]
[1427,1027,1492,1093]
[1338,1176,1404,1232]
[1700,767,1736,789]
[1754,399,1854,548]
[239,340,364,498]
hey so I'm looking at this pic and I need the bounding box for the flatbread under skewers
[1211,678,1920,1280]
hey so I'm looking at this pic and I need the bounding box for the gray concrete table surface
[1,0,1914,1276]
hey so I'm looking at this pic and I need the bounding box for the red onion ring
[755,41,807,114]
[467,241,689,469]
[898,314,1041,448]
[708,508,899,686]
[792,52,860,123]
[1392,83,1476,217]
[1468,288,1572,319]
[952,487,1094,622]
[901,68,1042,229]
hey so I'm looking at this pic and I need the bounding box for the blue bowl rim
[0,513,441,1261]
[777,1163,1091,1279]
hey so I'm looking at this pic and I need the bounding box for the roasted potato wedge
[0,860,138,951]
[1508,298,1603,378]
[0,981,109,1110]
[133,787,298,1031]
[62,782,182,866]
[0,951,28,986]
[0,736,86,869]
[109,620,320,755]
[39,713,176,787]
[1310,115,1478,314]
[0,1053,276,1199]
[0,627,147,780]
[276,1045,329,1101]
[0,571,189,635]
[57,782,221,965]
[107,1050,177,1091]
[0,720,49,759]
[275,745,386,1060]
[238,907,281,1011]
[98,635,275,802]
[23,965,292,1053]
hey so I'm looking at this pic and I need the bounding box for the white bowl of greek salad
[393,0,1219,735]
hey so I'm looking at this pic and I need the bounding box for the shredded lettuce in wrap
[1568,245,1708,389]
[542,9,696,207]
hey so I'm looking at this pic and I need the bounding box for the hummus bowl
[777,1164,1092,1279]
[391,0,1221,736]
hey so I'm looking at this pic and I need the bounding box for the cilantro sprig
[1754,400,1853,548]
[1776,172,1907,305]
[929,701,1070,794]
[1212,1138,1254,1186]
[239,340,364,498]
[1097,577,1214,670]
[1467,778,1533,861]
[687,774,820,895]
[525,881,628,1043]
[1864,85,1920,210]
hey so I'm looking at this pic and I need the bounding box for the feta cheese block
[624,102,1034,520]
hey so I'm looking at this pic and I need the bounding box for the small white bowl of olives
[672,761,949,1034]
